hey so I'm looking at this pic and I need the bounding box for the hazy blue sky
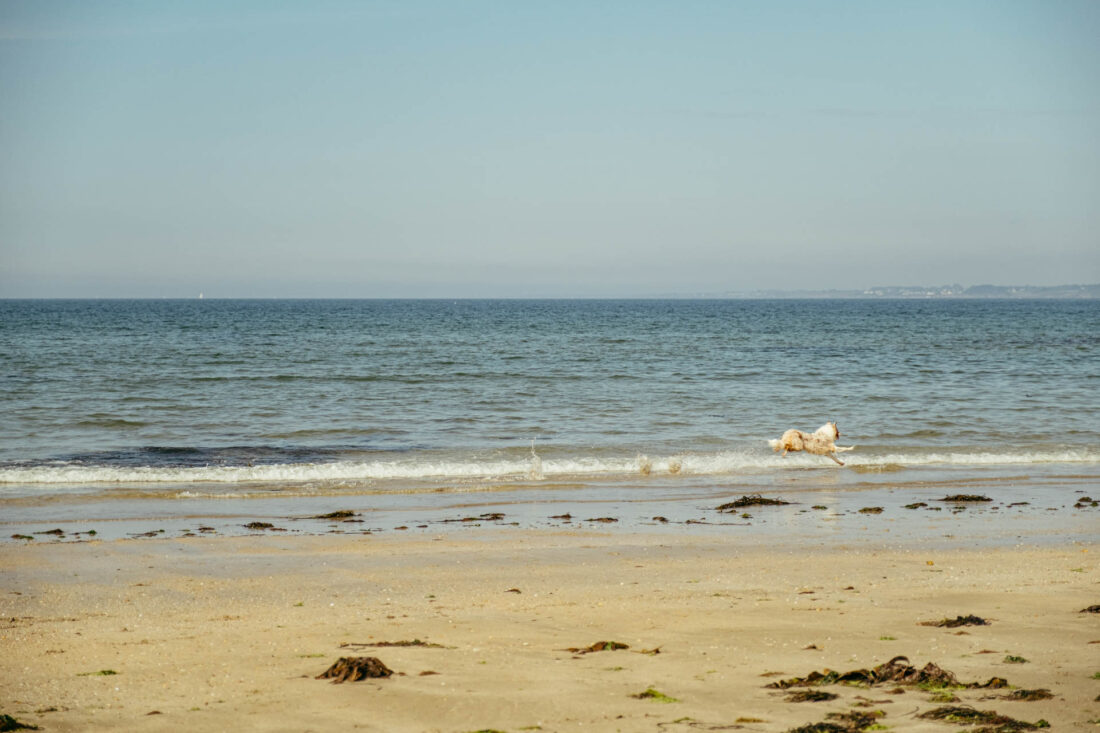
[2,1,1098,297]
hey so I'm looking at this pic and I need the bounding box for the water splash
[527,439,544,481]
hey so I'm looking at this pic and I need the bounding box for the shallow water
[1,298,1097,541]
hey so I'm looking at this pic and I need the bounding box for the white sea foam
[1,447,1097,486]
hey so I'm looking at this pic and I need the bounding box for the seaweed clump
[786,689,839,702]
[939,494,992,502]
[564,640,629,654]
[631,688,678,703]
[766,655,1007,691]
[918,705,1049,731]
[0,714,40,731]
[1000,689,1053,701]
[788,710,885,733]
[717,495,790,511]
[316,656,393,683]
[921,615,990,628]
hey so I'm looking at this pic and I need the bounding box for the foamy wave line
[1,448,1097,485]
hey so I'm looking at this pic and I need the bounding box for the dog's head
[829,421,839,439]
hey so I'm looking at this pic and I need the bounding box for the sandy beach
[2,527,1097,732]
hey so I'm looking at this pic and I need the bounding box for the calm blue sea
[1,299,1098,538]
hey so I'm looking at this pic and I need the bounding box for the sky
[1,1,1099,298]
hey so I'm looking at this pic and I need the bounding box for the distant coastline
[709,283,1100,299]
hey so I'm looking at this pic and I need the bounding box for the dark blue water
[1,299,1097,501]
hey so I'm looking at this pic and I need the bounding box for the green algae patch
[632,688,679,703]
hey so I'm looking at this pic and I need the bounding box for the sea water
[1,299,1097,538]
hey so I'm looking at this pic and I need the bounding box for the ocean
[2,298,1097,542]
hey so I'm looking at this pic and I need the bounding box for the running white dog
[768,422,855,466]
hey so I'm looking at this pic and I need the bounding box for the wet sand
[2,526,1098,732]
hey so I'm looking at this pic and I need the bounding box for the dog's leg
[828,452,844,466]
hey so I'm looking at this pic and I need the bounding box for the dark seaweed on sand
[563,640,629,654]
[918,705,1049,730]
[313,510,357,520]
[921,614,990,628]
[787,710,885,733]
[316,656,393,683]
[0,714,40,731]
[441,513,506,523]
[340,639,446,649]
[717,495,790,511]
[1080,605,1100,613]
[939,494,992,502]
[786,689,838,702]
[999,689,1053,701]
[766,655,1007,690]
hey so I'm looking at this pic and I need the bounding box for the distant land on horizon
[706,283,1100,300]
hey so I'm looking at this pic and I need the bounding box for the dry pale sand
[2,530,1098,732]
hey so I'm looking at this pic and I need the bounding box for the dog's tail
[767,439,781,451]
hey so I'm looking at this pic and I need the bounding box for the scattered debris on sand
[921,615,990,628]
[904,502,928,509]
[340,639,446,649]
[316,656,393,683]
[939,494,992,502]
[563,641,629,654]
[244,522,275,530]
[1079,605,1100,614]
[717,495,790,511]
[441,513,506,523]
[313,510,357,520]
[858,507,884,514]
[585,517,618,523]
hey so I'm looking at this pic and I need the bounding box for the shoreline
[2,527,1098,732]
[3,468,1097,549]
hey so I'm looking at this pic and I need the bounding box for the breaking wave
[1,447,1097,486]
